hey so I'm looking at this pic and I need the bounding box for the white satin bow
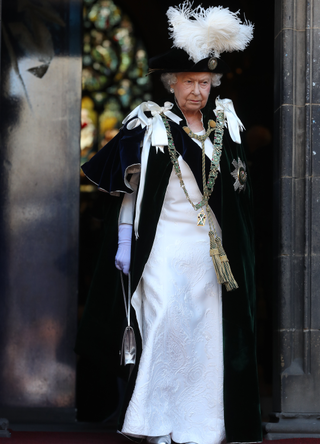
[123,101,182,152]
[122,101,182,238]
[214,97,244,144]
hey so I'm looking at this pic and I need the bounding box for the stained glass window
[80,0,152,175]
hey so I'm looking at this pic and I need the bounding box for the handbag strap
[120,271,131,327]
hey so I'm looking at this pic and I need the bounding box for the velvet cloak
[75,101,262,443]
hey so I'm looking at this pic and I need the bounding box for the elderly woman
[76,3,262,444]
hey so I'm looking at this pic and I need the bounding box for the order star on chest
[231,157,247,192]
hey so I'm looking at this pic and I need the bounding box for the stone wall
[265,0,320,439]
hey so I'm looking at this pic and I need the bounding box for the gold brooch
[230,158,247,192]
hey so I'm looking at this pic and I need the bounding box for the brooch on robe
[231,157,247,192]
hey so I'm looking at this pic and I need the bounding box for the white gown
[122,134,226,444]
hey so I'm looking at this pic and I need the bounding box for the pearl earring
[170,88,174,93]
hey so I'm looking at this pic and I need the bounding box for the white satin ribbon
[123,101,181,151]
[214,96,245,144]
[122,101,182,238]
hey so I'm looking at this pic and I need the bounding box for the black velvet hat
[149,2,254,75]
[148,48,230,74]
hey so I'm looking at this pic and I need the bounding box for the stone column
[0,0,2,80]
[265,0,320,439]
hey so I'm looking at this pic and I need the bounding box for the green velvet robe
[75,100,262,443]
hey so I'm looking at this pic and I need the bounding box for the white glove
[115,224,132,275]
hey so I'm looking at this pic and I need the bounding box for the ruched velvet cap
[148,48,230,73]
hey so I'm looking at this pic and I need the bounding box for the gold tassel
[215,236,239,291]
[209,231,225,284]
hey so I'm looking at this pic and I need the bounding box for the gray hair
[161,72,223,92]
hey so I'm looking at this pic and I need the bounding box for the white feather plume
[167,1,254,62]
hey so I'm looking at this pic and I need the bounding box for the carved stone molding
[267,0,320,439]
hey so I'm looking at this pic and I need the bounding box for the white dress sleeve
[118,172,140,225]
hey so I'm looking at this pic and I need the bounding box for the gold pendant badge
[197,209,207,226]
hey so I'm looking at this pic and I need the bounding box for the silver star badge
[231,157,247,192]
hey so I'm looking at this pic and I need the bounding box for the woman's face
[171,72,212,115]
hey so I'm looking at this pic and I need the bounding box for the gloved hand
[115,224,132,275]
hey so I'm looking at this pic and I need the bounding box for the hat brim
[148,48,230,74]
